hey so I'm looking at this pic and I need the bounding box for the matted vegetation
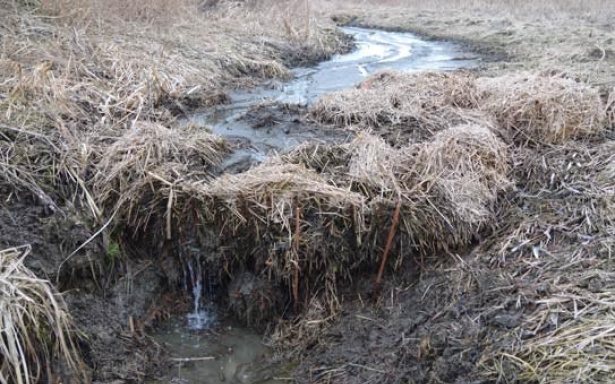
[310,70,609,147]
[477,73,605,145]
[308,71,485,145]
[92,121,228,230]
[412,124,510,226]
[473,139,615,383]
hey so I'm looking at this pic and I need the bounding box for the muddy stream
[149,27,478,384]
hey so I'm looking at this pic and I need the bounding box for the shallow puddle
[148,316,286,384]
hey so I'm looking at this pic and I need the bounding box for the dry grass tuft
[347,133,402,194]
[93,122,228,229]
[202,162,363,207]
[0,245,83,384]
[413,123,511,217]
[398,124,511,250]
[308,70,483,145]
[477,73,606,145]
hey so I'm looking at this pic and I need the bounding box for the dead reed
[93,122,228,230]
[411,123,511,227]
[0,245,83,384]
[477,73,605,145]
[308,71,483,145]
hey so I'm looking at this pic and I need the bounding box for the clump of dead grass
[93,122,228,229]
[477,73,606,145]
[308,70,484,145]
[397,124,511,250]
[0,245,83,384]
[413,123,511,221]
[347,133,402,194]
[197,162,365,276]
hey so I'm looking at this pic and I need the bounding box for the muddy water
[188,26,479,171]
[280,26,478,105]
[148,319,284,384]
[153,27,477,384]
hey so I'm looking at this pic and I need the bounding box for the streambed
[151,26,478,384]
[189,26,479,172]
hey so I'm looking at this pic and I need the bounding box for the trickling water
[182,251,216,330]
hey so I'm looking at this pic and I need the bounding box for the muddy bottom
[289,267,492,384]
[148,315,286,384]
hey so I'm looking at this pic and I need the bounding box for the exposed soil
[0,186,100,287]
[292,266,491,384]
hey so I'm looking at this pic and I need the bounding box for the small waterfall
[181,248,216,330]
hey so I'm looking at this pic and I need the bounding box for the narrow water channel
[150,26,478,384]
[189,26,478,172]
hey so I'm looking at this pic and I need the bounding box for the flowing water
[189,26,479,172]
[152,26,478,384]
